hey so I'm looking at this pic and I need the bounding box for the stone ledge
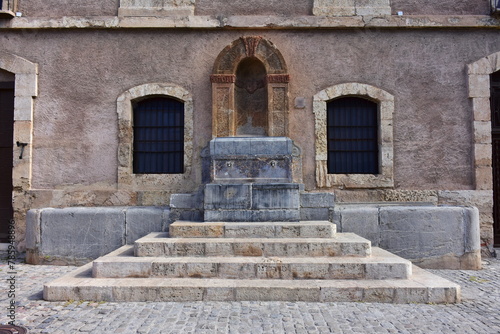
[0,15,498,29]
[0,10,15,19]
[26,206,170,265]
[334,204,481,270]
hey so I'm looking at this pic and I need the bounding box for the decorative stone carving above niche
[313,0,391,17]
[119,0,195,16]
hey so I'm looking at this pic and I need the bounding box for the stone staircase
[44,220,460,303]
[44,137,460,303]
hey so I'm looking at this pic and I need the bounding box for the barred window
[327,97,379,174]
[133,97,184,174]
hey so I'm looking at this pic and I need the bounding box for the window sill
[0,10,15,19]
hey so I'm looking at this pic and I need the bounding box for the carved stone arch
[212,36,288,75]
[211,36,290,137]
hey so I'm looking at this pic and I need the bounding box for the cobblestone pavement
[0,252,499,334]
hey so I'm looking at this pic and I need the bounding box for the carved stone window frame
[314,83,394,189]
[116,83,193,189]
[211,36,290,138]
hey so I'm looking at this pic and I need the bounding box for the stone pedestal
[204,137,301,221]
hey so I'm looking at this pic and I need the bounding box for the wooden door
[0,82,14,243]
[491,72,500,247]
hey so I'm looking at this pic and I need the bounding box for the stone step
[44,262,460,303]
[169,221,336,239]
[93,246,411,280]
[134,232,371,258]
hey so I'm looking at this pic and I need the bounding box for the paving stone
[3,253,500,334]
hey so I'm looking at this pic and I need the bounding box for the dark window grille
[327,97,379,174]
[133,97,184,174]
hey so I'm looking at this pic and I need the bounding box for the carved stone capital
[210,74,236,84]
[267,74,290,84]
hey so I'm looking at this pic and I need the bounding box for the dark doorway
[0,82,14,243]
[491,71,500,247]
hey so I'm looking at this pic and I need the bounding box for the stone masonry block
[300,208,330,221]
[15,73,38,98]
[39,207,126,260]
[474,121,492,144]
[26,209,41,250]
[468,74,490,98]
[125,207,167,244]
[204,209,300,222]
[335,206,380,246]
[14,96,33,121]
[355,6,391,16]
[474,143,492,167]
[204,184,251,210]
[378,206,480,261]
[473,97,491,121]
[300,192,335,208]
[170,194,198,209]
[224,224,275,238]
[210,137,293,156]
[252,184,300,209]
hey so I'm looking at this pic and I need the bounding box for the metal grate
[327,97,379,174]
[133,97,184,174]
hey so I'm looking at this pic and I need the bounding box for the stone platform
[44,221,460,303]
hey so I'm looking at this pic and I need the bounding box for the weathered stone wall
[26,206,170,265]
[18,0,119,17]
[390,0,491,16]
[1,28,499,250]
[195,0,313,16]
[334,204,481,269]
[15,0,491,17]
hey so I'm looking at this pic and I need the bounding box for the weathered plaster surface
[0,30,496,191]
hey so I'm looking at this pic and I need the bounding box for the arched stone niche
[211,36,290,137]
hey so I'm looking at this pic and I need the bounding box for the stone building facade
[0,0,499,267]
